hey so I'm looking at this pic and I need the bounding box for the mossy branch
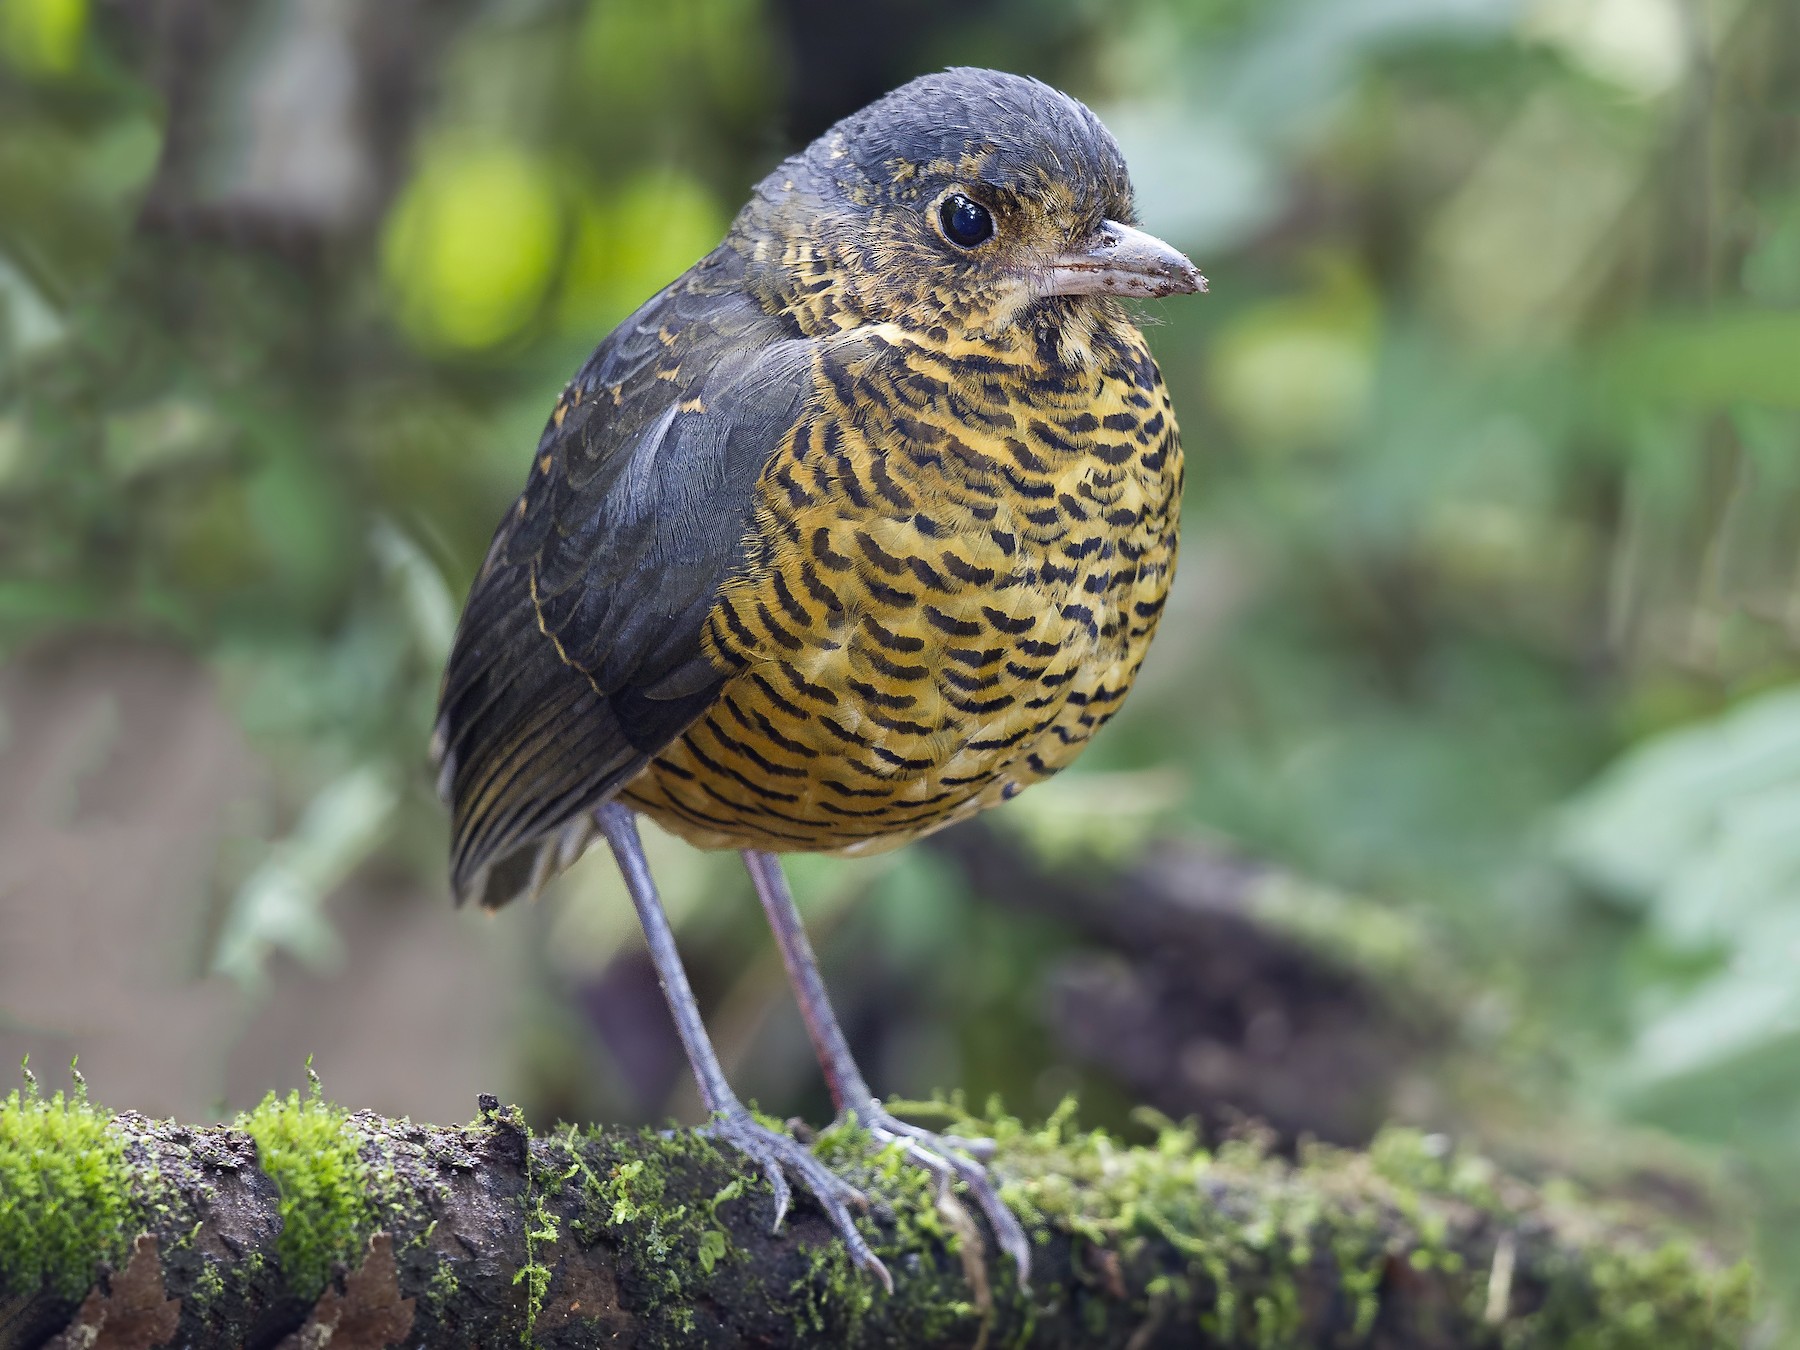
[0,1083,1753,1350]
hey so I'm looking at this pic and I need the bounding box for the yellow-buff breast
[621,312,1183,852]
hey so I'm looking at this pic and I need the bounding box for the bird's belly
[621,488,1172,853]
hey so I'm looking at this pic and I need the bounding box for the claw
[953,1135,998,1162]
[893,1123,997,1162]
[699,1109,893,1293]
[848,1107,1032,1287]
[765,1161,793,1231]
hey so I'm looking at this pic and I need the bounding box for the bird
[432,67,1204,1291]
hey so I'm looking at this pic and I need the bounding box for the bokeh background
[3,0,1797,1330]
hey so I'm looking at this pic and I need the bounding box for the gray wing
[433,254,816,908]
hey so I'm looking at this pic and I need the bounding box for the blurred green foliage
[2,0,1798,1327]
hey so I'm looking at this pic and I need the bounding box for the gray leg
[742,847,1033,1284]
[597,804,889,1290]
[741,848,876,1115]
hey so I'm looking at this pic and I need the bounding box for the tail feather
[435,556,648,909]
[463,812,601,911]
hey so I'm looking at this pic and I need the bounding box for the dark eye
[938,193,994,248]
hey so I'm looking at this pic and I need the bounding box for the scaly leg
[596,804,890,1290]
[741,847,1032,1283]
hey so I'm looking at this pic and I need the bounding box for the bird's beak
[1042,220,1206,299]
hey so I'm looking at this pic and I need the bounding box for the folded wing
[433,256,816,908]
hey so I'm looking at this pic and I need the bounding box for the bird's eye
[938,194,995,249]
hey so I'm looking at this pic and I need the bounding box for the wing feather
[434,254,818,907]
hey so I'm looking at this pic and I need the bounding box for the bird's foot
[841,1103,1031,1285]
[700,1107,893,1293]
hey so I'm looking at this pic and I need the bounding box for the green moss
[957,1102,1264,1336]
[528,1098,1747,1348]
[190,1259,226,1309]
[1361,1124,1751,1347]
[933,1104,1751,1349]
[236,1074,371,1299]
[515,1158,559,1345]
[0,1066,138,1299]
[544,1117,975,1344]
[807,1118,1003,1344]
[1511,1238,1757,1350]
[2,1066,1754,1347]
[1366,1125,1501,1210]
[577,1128,708,1332]
[419,1257,461,1323]
[1332,1230,1383,1338]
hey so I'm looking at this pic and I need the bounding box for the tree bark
[0,1093,1751,1349]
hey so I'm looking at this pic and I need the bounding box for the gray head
[734,68,1205,336]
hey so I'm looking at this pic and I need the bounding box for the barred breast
[620,312,1182,853]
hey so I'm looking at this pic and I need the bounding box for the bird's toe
[700,1109,893,1292]
[847,1107,1033,1286]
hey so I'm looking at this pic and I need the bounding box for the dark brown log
[929,822,1454,1147]
[0,1090,1753,1349]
